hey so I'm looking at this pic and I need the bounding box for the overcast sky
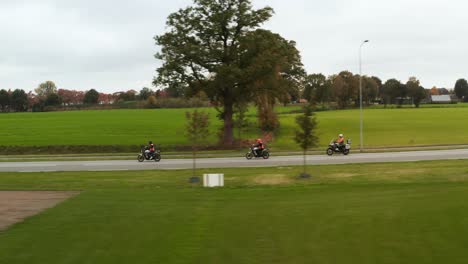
[1,0,467,93]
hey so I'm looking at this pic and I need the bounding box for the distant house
[431,95,453,104]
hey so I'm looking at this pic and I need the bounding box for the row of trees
[304,73,427,108]
[0,83,102,112]
[0,89,29,112]
[0,81,170,112]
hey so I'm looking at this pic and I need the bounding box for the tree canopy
[304,74,329,104]
[406,77,426,108]
[0,89,9,112]
[83,89,100,105]
[454,79,468,101]
[10,89,28,112]
[154,0,303,144]
[35,81,57,98]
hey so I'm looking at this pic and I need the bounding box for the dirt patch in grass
[253,174,293,185]
[328,173,360,178]
[0,191,79,231]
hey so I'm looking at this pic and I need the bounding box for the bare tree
[294,104,319,177]
[185,110,210,177]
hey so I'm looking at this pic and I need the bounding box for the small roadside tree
[185,110,210,178]
[294,104,319,177]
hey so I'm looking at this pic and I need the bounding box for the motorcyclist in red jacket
[252,138,264,157]
[147,141,155,159]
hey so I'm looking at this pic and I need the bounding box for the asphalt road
[1,149,468,172]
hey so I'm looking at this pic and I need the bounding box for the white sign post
[203,174,224,187]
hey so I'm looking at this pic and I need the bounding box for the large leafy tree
[44,93,62,106]
[58,89,85,105]
[381,79,402,107]
[10,89,28,112]
[83,89,100,105]
[303,73,330,104]
[239,29,304,132]
[362,76,379,105]
[331,71,358,109]
[371,76,383,90]
[406,77,426,108]
[154,0,276,145]
[331,75,347,108]
[396,83,408,107]
[35,81,57,98]
[0,89,9,112]
[139,87,153,101]
[454,79,468,101]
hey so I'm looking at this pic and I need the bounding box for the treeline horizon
[302,72,468,109]
[1,74,467,113]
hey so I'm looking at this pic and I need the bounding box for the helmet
[256,138,262,143]
[339,134,344,138]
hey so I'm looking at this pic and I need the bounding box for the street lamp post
[359,40,369,153]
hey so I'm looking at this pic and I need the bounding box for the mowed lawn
[1,106,467,149]
[1,160,468,263]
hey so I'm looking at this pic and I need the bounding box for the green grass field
[2,160,468,263]
[1,105,467,150]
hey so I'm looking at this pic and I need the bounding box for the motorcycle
[327,139,351,156]
[246,145,270,160]
[137,146,161,162]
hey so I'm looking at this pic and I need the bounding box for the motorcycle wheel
[246,152,253,160]
[137,155,145,162]
[154,153,161,162]
[262,151,270,159]
[343,149,350,155]
[326,148,334,156]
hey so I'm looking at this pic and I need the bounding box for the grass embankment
[1,104,467,153]
[1,160,468,263]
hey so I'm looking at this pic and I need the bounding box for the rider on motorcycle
[146,141,156,159]
[335,134,345,150]
[252,138,264,157]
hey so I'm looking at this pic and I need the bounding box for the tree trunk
[223,101,234,146]
[303,149,307,175]
[238,123,242,149]
[192,146,196,177]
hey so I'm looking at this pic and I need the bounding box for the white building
[431,95,452,104]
